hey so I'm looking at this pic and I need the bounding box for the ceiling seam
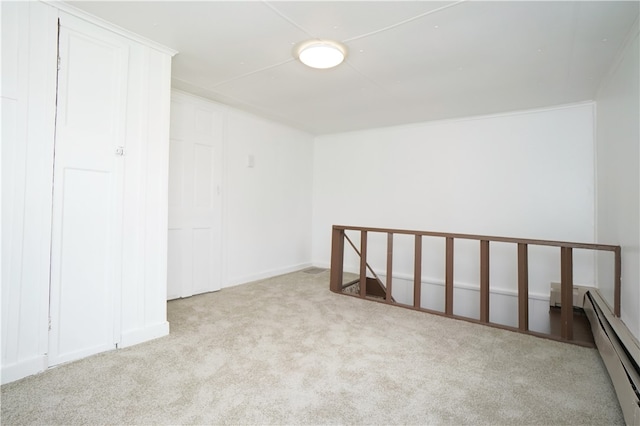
[344,62,396,97]
[262,0,317,39]
[341,0,468,43]
[209,58,296,89]
[202,1,316,90]
[595,13,640,99]
[563,3,580,99]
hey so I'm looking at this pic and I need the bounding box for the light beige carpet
[1,270,624,425]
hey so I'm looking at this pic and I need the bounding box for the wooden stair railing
[342,233,394,301]
[329,225,621,345]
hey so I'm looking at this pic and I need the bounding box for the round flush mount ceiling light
[294,40,347,69]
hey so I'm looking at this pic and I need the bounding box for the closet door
[167,94,223,299]
[48,16,129,366]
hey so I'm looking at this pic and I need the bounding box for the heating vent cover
[549,283,592,308]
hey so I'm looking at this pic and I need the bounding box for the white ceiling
[69,1,639,135]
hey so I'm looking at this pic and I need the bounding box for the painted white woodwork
[48,15,130,366]
[167,91,223,299]
[595,20,640,339]
[1,1,58,384]
[119,42,173,348]
[1,2,175,383]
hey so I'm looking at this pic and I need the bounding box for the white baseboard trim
[1,355,48,385]
[119,322,170,348]
[333,266,551,302]
[381,272,551,302]
[224,262,312,288]
[313,262,331,270]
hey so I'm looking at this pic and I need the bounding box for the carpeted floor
[1,270,624,425]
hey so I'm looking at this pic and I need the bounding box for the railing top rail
[333,225,620,252]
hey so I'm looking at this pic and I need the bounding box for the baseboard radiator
[585,291,640,425]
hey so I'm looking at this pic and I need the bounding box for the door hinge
[57,56,61,71]
[48,316,52,331]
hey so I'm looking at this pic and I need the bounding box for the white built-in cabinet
[167,91,223,300]
[1,1,176,383]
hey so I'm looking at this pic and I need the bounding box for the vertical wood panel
[2,3,26,368]
[386,233,393,302]
[1,2,59,384]
[615,247,621,317]
[128,48,172,343]
[560,247,574,340]
[414,235,422,308]
[329,227,345,293]
[480,240,490,323]
[517,243,529,331]
[445,237,454,315]
[359,231,367,298]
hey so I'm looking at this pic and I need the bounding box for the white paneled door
[167,94,223,299]
[48,17,129,366]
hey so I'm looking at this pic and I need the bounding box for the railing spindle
[480,240,490,323]
[386,233,393,302]
[517,243,529,331]
[329,226,345,293]
[360,231,368,298]
[615,246,621,317]
[560,247,574,340]
[445,237,454,315]
[414,235,422,308]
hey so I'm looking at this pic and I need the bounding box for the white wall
[225,109,314,286]
[595,21,640,339]
[166,92,314,289]
[313,104,598,312]
[1,1,58,384]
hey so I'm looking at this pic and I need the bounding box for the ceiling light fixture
[294,40,347,69]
